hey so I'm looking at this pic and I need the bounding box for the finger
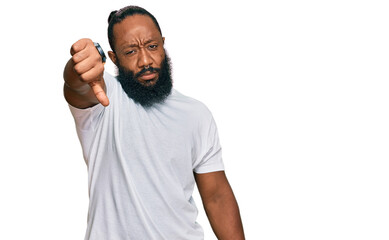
[89,81,109,107]
[72,47,90,64]
[79,64,104,83]
[70,38,91,56]
[73,56,97,76]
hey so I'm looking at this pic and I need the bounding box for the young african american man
[63,6,245,240]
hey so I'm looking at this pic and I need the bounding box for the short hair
[107,6,162,52]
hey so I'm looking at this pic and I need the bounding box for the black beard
[116,54,173,108]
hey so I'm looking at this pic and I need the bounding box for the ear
[108,51,117,66]
[162,37,165,45]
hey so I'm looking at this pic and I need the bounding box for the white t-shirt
[69,72,224,240]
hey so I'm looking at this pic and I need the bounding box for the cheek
[156,50,165,66]
[118,57,137,72]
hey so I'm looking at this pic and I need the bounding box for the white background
[0,0,388,239]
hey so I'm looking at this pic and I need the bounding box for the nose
[137,48,153,69]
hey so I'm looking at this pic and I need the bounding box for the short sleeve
[68,71,114,132]
[68,72,114,131]
[68,72,114,161]
[193,115,225,174]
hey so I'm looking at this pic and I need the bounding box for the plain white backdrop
[0,0,388,239]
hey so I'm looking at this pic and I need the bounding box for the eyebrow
[121,39,157,50]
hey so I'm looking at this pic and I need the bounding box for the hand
[70,38,109,106]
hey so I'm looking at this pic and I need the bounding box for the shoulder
[168,89,213,116]
[163,89,215,125]
[163,89,217,131]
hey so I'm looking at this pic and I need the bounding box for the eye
[148,44,158,50]
[125,50,135,55]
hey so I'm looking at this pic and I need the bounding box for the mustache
[134,66,161,78]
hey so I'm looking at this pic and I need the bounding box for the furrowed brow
[120,39,157,51]
[144,39,155,45]
[122,43,139,49]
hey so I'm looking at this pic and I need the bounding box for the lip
[138,72,157,81]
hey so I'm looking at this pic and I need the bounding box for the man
[64,5,244,240]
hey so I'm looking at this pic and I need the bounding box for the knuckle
[71,54,79,64]
[82,38,93,44]
[72,51,83,63]
[97,62,104,73]
[93,52,100,62]
[73,64,83,75]
[71,38,92,54]
[71,43,78,53]
[89,47,100,60]
[85,43,92,49]
[80,70,99,83]
[79,73,89,82]
[71,40,83,53]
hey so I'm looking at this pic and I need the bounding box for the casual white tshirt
[69,72,224,240]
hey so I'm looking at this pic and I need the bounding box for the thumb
[89,81,109,106]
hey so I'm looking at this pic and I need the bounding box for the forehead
[113,14,162,47]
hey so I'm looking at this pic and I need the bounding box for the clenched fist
[64,38,109,107]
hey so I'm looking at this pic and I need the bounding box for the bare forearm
[204,190,245,240]
[63,58,100,108]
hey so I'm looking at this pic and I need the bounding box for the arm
[63,38,109,109]
[194,171,245,240]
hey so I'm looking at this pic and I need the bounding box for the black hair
[107,6,162,52]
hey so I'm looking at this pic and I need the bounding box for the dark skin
[195,171,245,239]
[107,15,165,87]
[64,38,108,109]
[63,14,245,239]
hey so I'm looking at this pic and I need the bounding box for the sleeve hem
[68,103,104,120]
[193,162,225,174]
